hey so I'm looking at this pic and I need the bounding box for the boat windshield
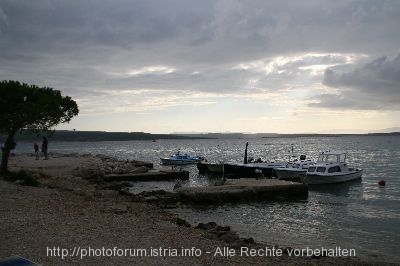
[308,166,316,172]
[317,153,346,163]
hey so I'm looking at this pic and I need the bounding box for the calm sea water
[13,136,400,263]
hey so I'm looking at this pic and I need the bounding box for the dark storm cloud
[310,55,400,110]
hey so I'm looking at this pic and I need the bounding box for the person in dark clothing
[34,143,39,160]
[42,137,48,160]
[10,141,16,157]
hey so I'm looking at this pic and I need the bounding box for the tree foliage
[0,80,79,172]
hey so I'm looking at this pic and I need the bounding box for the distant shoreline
[2,130,399,142]
[260,132,400,138]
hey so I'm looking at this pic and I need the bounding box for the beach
[0,153,367,265]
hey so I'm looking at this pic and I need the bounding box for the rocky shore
[0,153,366,265]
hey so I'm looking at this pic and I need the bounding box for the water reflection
[308,179,362,197]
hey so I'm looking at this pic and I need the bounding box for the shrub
[0,170,40,187]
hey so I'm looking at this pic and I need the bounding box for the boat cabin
[307,151,350,174]
[317,151,347,163]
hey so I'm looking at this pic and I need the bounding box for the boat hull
[302,169,363,185]
[223,162,287,178]
[275,168,307,181]
[160,158,200,165]
[207,163,224,173]
[197,162,224,174]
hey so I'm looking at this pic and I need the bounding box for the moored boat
[197,161,224,174]
[301,151,362,185]
[223,161,288,178]
[275,158,315,181]
[160,152,204,165]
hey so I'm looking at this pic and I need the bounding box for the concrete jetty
[104,169,189,182]
[176,178,308,203]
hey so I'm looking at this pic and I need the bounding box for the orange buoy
[378,180,386,186]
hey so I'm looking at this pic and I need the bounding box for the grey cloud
[311,54,400,109]
[103,68,252,93]
[281,55,349,70]
[324,55,400,92]
[0,0,215,55]
[1,0,399,65]
[0,7,7,25]
[1,0,400,111]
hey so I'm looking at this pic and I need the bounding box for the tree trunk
[1,131,16,173]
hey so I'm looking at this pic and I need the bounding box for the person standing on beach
[34,143,39,160]
[42,137,48,160]
[10,140,16,157]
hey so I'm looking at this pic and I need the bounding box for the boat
[275,156,315,181]
[220,141,288,178]
[197,161,224,174]
[223,161,288,178]
[160,152,204,165]
[301,151,362,185]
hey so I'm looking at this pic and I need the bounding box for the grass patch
[0,170,40,187]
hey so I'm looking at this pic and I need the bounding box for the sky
[0,0,399,134]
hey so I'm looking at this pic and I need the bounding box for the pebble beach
[0,154,367,265]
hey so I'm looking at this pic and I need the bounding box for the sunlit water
[12,136,400,263]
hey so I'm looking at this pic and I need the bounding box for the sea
[12,135,400,263]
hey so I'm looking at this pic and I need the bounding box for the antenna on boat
[244,142,249,164]
[288,143,294,161]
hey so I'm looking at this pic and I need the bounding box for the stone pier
[176,178,308,203]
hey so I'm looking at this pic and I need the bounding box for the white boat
[275,158,315,181]
[160,153,204,165]
[301,151,362,185]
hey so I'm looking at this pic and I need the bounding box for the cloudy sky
[1,0,399,133]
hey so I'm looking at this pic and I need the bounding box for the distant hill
[4,130,398,143]
[369,127,400,133]
[176,132,400,139]
[1,130,213,142]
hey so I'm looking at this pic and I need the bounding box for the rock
[107,206,128,214]
[195,221,257,248]
[229,240,244,249]
[242,237,255,244]
[173,180,183,190]
[205,232,220,241]
[119,187,133,196]
[175,217,191,227]
[77,168,105,180]
[103,182,133,191]
[219,231,240,243]
[216,225,230,232]
[130,160,153,168]
[142,196,159,202]
[158,192,180,203]
[213,178,226,186]
[14,180,24,185]
[114,208,128,214]
[140,190,166,197]
[195,222,217,230]
[129,166,149,174]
